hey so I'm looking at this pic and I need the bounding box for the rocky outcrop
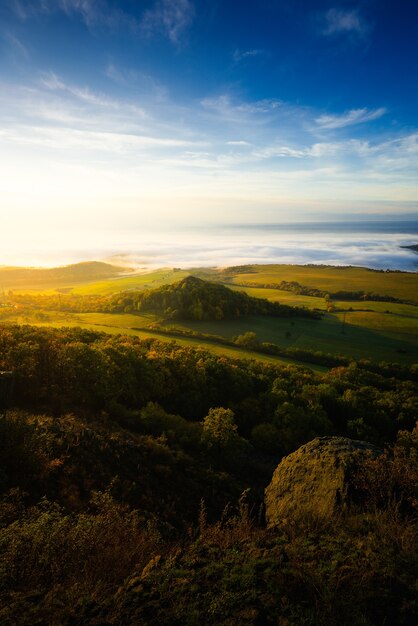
[265,436,382,526]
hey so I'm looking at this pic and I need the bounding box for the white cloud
[226,140,251,146]
[201,95,281,123]
[250,134,418,180]
[233,48,265,63]
[322,8,369,38]
[315,107,386,129]
[253,145,307,159]
[40,72,147,116]
[141,0,194,44]
[0,125,192,153]
[41,71,113,106]
[399,133,418,154]
[370,133,418,171]
[308,140,372,158]
[249,138,388,163]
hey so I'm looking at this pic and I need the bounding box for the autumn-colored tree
[202,407,239,450]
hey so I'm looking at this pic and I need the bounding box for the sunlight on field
[228,265,418,301]
[227,285,328,310]
[335,310,418,344]
[72,269,190,295]
[77,312,158,328]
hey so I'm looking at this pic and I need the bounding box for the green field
[225,264,418,301]
[166,310,418,364]
[228,285,328,310]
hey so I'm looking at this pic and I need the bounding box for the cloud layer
[3,225,417,271]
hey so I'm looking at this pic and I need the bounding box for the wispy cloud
[370,133,418,171]
[250,134,418,179]
[233,48,265,63]
[40,71,147,116]
[54,1,105,27]
[10,1,29,20]
[252,142,350,161]
[1,30,29,59]
[10,0,136,31]
[201,95,281,123]
[141,0,194,45]
[315,107,386,129]
[105,63,168,101]
[309,139,371,159]
[0,125,193,153]
[253,145,307,159]
[226,140,251,146]
[41,71,111,105]
[321,8,370,39]
[0,74,204,161]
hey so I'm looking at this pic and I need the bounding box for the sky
[1,0,418,253]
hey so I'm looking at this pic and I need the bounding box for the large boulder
[265,436,382,526]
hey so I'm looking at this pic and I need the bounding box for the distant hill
[108,275,319,320]
[0,261,132,290]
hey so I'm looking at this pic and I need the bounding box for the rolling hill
[0,261,132,290]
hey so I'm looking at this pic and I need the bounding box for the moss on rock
[265,436,382,526]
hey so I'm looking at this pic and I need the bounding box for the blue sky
[1,0,418,247]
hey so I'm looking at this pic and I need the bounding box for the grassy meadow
[227,285,328,309]
[223,264,418,301]
[72,268,190,295]
[165,311,418,364]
